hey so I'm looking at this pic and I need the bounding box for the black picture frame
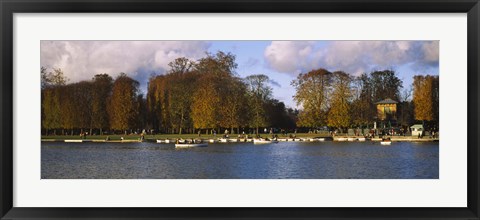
[1,0,479,219]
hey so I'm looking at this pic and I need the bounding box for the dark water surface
[41,141,439,179]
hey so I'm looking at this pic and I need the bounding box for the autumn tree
[41,67,68,135]
[90,74,113,135]
[58,85,75,135]
[166,58,197,134]
[41,67,68,89]
[191,52,238,133]
[350,73,376,127]
[191,74,220,133]
[291,68,332,128]
[245,74,272,134]
[327,71,352,128]
[147,75,170,133]
[108,73,140,134]
[413,75,439,124]
[218,76,248,134]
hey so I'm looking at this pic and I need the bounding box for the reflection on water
[41,141,439,179]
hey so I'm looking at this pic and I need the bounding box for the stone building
[375,98,398,121]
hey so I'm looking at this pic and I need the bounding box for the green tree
[370,70,403,102]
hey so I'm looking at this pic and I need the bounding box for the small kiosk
[410,124,424,137]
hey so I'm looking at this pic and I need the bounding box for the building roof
[410,124,424,129]
[375,98,398,104]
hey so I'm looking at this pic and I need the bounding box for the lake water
[41,141,439,179]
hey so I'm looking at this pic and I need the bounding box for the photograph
[40,40,440,179]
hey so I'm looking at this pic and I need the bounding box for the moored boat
[380,137,392,145]
[309,138,325,142]
[175,139,207,148]
[65,139,83,143]
[218,138,228,143]
[253,138,279,144]
[156,139,171,143]
[175,143,208,148]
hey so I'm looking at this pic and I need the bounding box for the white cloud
[40,41,210,83]
[264,41,317,73]
[264,41,439,76]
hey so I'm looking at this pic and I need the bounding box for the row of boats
[161,138,280,148]
[160,137,392,148]
[336,137,392,145]
[157,137,327,144]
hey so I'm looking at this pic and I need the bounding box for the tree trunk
[100,128,103,135]
[179,111,184,135]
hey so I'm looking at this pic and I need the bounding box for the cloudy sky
[41,40,439,108]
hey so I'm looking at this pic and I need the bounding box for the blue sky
[41,40,439,108]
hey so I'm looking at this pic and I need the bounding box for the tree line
[41,51,439,136]
[291,68,439,131]
[41,52,296,136]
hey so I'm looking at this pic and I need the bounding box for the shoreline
[41,135,439,143]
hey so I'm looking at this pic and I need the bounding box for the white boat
[380,138,392,145]
[175,143,208,148]
[347,137,356,141]
[336,137,347,141]
[156,139,171,143]
[65,139,82,143]
[228,138,238,142]
[253,138,278,144]
[218,138,228,143]
[358,137,366,142]
[208,139,216,143]
[309,138,325,142]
